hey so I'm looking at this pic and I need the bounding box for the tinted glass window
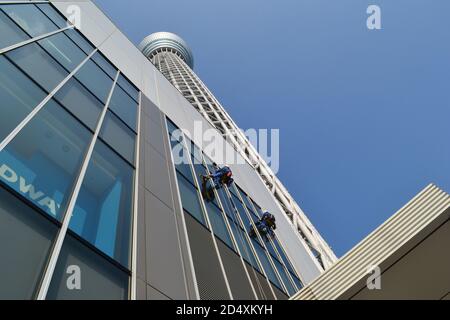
[0,100,92,221]
[251,239,283,290]
[0,56,47,142]
[273,258,295,295]
[47,234,129,300]
[74,59,114,104]
[117,74,139,102]
[273,238,296,276]
[91,52,117,80]
[205,201,234,250]
[0,10,29,49]
[109,85,138,130]
[54,77,103,131]
[0,187,57,299]
[1,4,58,37]
[70,140,134,268]
[290,272,303,290]
[6,42,68,93]
[99,111,136,164]
[38,31,87,71]
[176,172,206,226]
[35,3,67,29]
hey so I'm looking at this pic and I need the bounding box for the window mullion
[0,48,97,151]
[0,25,73,55]
[36,70,120,300]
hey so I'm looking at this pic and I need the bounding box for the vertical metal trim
[130,91,142,300]
[36,70,120,300]
[163,116,201,300]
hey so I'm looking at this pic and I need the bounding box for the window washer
[249,212,277,241]
[201,165,234,201]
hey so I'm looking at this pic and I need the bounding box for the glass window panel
[6,41,69,93]
[36,3,67,28]
[251,239,283,290]
[0,100,92,221]
[70,140,134,268]
[74,59,114,104]
[47,234,129,300]
[54,77,103,131]
[231,194,251,228]
[273,258,296,296]
[100,111,136,164]
[267,241,280,262]
[273,238,296,276]
[64,29,95,55]
[1,4,58,37]
[0,10,29,49]
[176,172,206,226]
[290,272,303,290]
[109,85,138,130]
[0,56,47,142]
[205,201,234,250]
[166,119,182,142]
[217,188,234,220]
[0,187,57,299]
[37,31,87,71]
[92,52,117,80]
[117,74,139,102]
[228,219,260,271]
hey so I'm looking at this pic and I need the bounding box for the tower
[139,32,337,269]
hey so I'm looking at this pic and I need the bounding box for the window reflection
[0,56,47,142]
[0,10,29,49]
[70,140,134,268]
[0,100,92,221]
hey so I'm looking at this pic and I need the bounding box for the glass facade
[0,1,304,300]
[0,3,138,300]
[165,119,304,297]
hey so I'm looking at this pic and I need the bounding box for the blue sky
[94,0,450,257]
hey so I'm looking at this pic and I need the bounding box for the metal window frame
[36,70,120,300]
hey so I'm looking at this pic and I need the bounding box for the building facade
[0,0,332,300]
[139,32,337,270]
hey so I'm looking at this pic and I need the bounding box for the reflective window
[228,220,260,271]
[273,238,297,276]
[205,201,234,250]
[290,272,303,290]
[251,239,283,290]
[64,29,95,55]
[0,10,29,49]
[0,100,92,221]
[231,194,251,228]
[47,234,129,300]
[35,3,67,29]
[6,41,68,93]
[0,56,47,142]
[273,258,295,295]
[109,84,138,130]
[100,111,136,164]
[74,59,114,104]
[117,74,139,102]
[0,187,57,299]
[92,52,117,80]
[54,77,103,131]
[176,172,206,226]
[1,4,58,37]
[38,31,87,71]
[70,140,134,268]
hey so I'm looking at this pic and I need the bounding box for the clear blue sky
[94,0,450,257]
